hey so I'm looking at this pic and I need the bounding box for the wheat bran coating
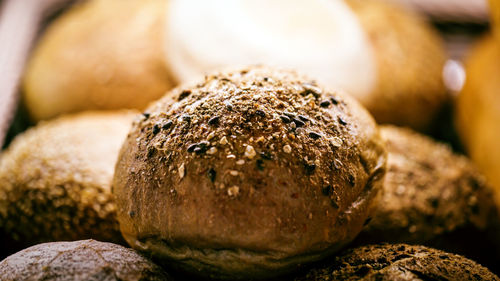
[346,0,448,131]
[0,111,134,253]
[294,244,500,281]
[113,66,387,280]
[359,125,500,243]
[0,239,171,281]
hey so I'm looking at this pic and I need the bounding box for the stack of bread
[0,0,499,280]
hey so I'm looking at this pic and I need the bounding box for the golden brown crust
[0,111,134,251]
[347,0,448,131]
[456,35,500,209]
[113,66,386,280]
[23,0,173,121]
[0,240,171,280]
[294,244,500,281]
[359,125,500,243]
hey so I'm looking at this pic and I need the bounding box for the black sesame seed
[256,159,265,171]
[129,211,136,218]
[260,152,273,160]
[293,118,305,127]
[147,147,155,157]
[280,115,291,123]
[338,116,347,126]
[309,132,322,139]
[355,265,371,277]
[225,103,233,111]
[283,111,296,118]
[152,124,160,135]
[304,163,316,175]
[301,83,322,98]
[263,77,269,82]
[182,115,192,122]
[330,199,339,209]
[162,120,173,130]
[330,97,339,105]
[348,174,355,186]
[208,168,216,182]
[298,115,309,122]
[322,185,333,196]
[363,217,372,226]
[208,116,220,126]
[178,90,191,101]
[320,100,331,107]
[187,143,197,152]
[255,109,266,117]
[142,112,150,119]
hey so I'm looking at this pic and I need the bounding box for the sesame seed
[208,116,220,126]
[236,159,245,165]
[244,145,256,159]
[255,109,266,117]
[280,115,291,123]
[283,145,292,153]
[293,118,305,127]
[227,186,240,196]
[208,169,216,182]
[229,170,239,176]
[152,124,160,135]
[220,136,228,145]
[338,116,347,126]
[142,112,150,119]
[298,115,309,122]
[330,137,342,147]
[178,163,185,179]
[320,100,331,107]
[207,147,218,155]
[309,132,322,139]
[162,120,173,130]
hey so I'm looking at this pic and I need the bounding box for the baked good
[0,111,134,257]
[23,0,172,121]
[346,0,448,130]
[456,35,500,209]
[294,243,500,280]
[0,239,171,280]
[164,0,447,130]
[355,125,500,271]
[113,66,387,280]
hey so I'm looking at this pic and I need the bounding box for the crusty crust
[113,66,386,279]
[0,239,171,280]
[347,0,448,131]
[0,111,134,253]
[294,244,500,280]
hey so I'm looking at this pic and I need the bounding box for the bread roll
[0,111,134,257]
[113,66,387,280]
[294,244,500,280]
[355,125,500,270]
[23,0,172,121]
[164,0,447,130]
[0,240,171,280]
[456,35,500,210]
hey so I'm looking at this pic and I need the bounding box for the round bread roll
[164,0,447,130]
[23,0,172,121]
[355,125,500,270]
[294,244,500,280]
[113,66,387,280]
[456,35,500,209]
[0,111,134,257]
[345,0,448,130]
[0,240,171,281]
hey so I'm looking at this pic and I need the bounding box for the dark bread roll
[0,111,134,256]
[0,239,171,280]
[356,125,500,271]
[294,243,500,281]
[113,66,387,280]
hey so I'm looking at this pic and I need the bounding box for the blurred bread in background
[456,35,500,210]
[164,0,447,131]
[22,0,172,122]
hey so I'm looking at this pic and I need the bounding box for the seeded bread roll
[346,0,448,130]
[294,244,500,281]
[113,66,387,280]
[0,111,134,257]
[0,240,171,281]
[355,125,500,271]
[23,0,172,121]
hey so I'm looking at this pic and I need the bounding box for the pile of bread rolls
[1,0,499,280]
